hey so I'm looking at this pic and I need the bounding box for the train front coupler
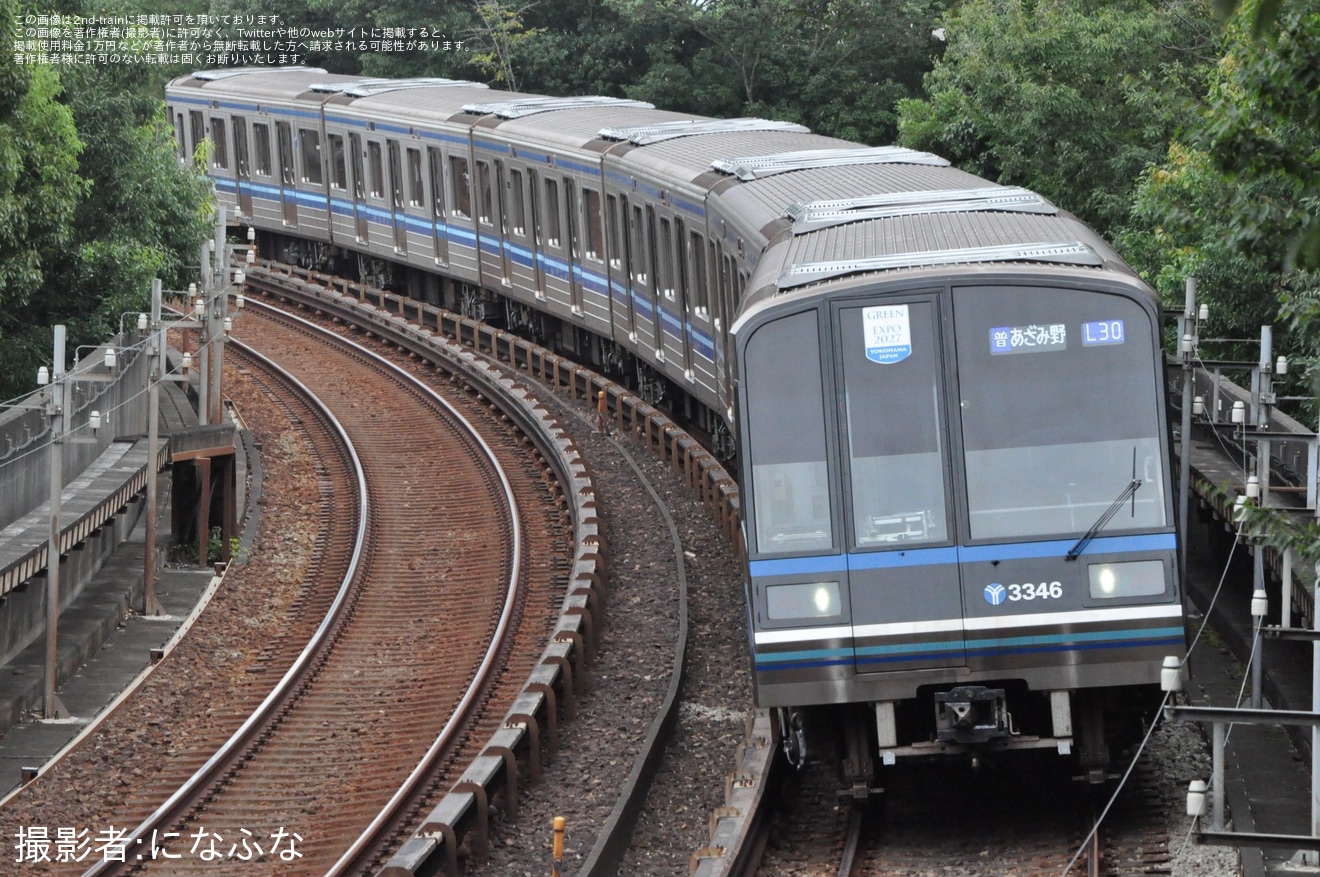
[934,686,1012,744]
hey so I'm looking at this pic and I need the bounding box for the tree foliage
[897,0,1217,234]
[0,0,212,402]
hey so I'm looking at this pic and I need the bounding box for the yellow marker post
[552,816,566,877]
[595,389,607,433]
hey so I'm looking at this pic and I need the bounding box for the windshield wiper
[1065,478,1142,561]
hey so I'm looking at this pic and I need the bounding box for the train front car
[733,204,1185,792]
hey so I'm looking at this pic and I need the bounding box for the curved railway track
[75,301,575,876]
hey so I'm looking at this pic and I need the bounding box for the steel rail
[79,337,369,877]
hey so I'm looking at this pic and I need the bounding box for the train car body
[166,68,1185,789]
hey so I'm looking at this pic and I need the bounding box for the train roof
[166,67,360,101]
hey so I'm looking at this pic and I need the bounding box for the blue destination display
[1082,319,1125,346]
[989,323,1067,355]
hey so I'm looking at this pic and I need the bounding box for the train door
[831,297,966,674]
[427,146,449,265]
[387,140,407,253]
[349,133,368,242]
[232,116,252,218]
[275,121,297,227]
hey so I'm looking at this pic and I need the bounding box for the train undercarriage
[780,681,1164,798]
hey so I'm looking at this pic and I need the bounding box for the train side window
[450,155,471,218]
[658,217,675,300]
[690,232,709,318]
[368,141,384,198]
[495,160,509,234]
[407,147,424,208]
[349,133,365,198]
[275,122,295,186]
[210,117,228,169]
[606,195,623,270]
[188,111,205,157]
[476,160,493,226]
[253,123,272,176]
[174,113,186,158]
[232,117,249,177]
[328,135,347,190]
[675,219,690,306]
[744,310,833,554]
[427,147,446,219]
[564,177,579,259]
[544,177,561,247]
[508,169,525,235]
[298,128,322,184]
[631,205,647,286]
[387,140,404,208]
[583,189,604,262]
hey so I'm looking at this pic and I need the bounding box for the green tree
[0,40,86,396]
[897,0,1216,234]
[0,0,212,401]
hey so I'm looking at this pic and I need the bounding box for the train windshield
[743,311,833,554]
[953,286,1166,541]
[838,300,949,546]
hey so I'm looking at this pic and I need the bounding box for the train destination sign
[863,304,912,364]
[989,323,1067,355]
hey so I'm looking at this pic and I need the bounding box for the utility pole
[42,326,70,720]
[144,280,165,616]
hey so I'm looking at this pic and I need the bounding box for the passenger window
[298,128,322,184]
[174,113,186,158]
[658,217,675,299]
[210,117,228,168]
[544,178,561,247]
[564,178,579,258]
[745,310,833,553]
[387,140,405,208]
[407,148,424,208]
[477,160,493,226]
[509,169,525,235]
[253,123,272,176]
[328,135,347,190]
[188,111,205,158]
[232,117,249,177]
[631,205,647,286]
[690,232,709,317]
[606,195,623,270]
[427,148,446,218]
[450,156,471,218]
[583,189,604,261]
[368,142,384,198]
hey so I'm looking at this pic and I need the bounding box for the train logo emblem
[983,583,1007,605]
[862,304,912,364]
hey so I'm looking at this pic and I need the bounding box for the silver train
[167,67,1186,789]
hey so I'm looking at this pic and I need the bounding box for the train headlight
[1087,561,1165,599]
[766,582,841,620]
